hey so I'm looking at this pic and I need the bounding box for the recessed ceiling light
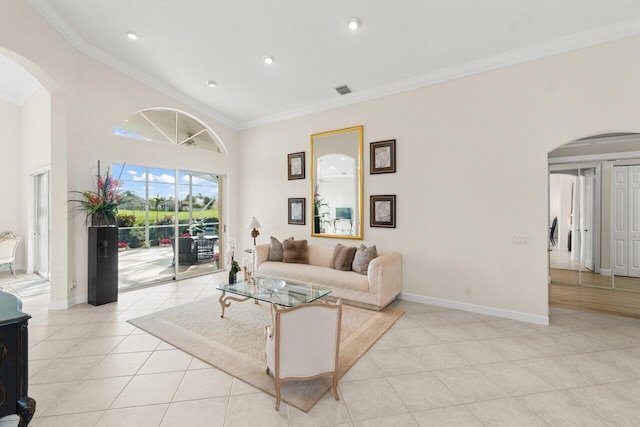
[348,17,361,31]
[126,31,139,40]
[206,80,218,87]
[263,55,275,65]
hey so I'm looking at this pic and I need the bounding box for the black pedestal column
[88,226,118,306]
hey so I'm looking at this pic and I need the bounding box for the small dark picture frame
[370,195,396,228]
[370,139,396,174]
[288,152,305,180]
[288,198,306,225]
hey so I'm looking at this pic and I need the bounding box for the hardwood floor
[550,268,640,292]
[550,282,640,318]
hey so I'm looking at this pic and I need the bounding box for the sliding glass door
[34,171,50,279]
[176,170,221,280]
[113,163,223,290]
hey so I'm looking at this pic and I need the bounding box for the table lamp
[248,217,261,246]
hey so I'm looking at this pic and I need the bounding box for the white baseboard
[398,293,549,326]
[48,295,88,310]
[600,269,612,277]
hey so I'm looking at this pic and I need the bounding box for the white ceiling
[29,0,640,130]
[0,54,41,105]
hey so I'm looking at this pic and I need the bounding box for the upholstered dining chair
[0,231,21,278]
[264,299,342,410]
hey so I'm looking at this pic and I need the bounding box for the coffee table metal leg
[218,290,252,318]
[219,291,227,318]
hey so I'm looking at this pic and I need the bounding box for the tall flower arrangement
[70,161,128,226]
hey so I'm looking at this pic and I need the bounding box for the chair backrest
[274,301,342,379]
[0,232,20,261]
[204,225,216,237]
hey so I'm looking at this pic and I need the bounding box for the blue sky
[112,164,218,199]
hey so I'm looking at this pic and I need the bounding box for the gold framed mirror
[310,125,363,239]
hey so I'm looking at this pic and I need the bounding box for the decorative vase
[314,215,321,233]
[91,213,114,227]
[228,271,237,284]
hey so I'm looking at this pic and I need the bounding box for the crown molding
[28,0,240,130]
[28,0,640,132]
[240,17,640,130]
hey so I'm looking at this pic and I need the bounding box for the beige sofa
[254,243,402,310]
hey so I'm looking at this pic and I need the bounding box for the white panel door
[613,166,628,276]
[629,166,640,277]
[583,169,595,271]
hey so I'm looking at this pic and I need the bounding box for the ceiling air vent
[335,85,353,95]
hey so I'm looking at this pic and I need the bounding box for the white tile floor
[1,272,640,426]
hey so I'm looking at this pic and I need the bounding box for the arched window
[113,108,225,153]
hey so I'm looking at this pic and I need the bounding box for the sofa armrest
[255,244,270,270]
[367,251,402,307]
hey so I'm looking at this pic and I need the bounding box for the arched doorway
[0,47,69,308]
[548,132,640,317]
[0,52,52,295]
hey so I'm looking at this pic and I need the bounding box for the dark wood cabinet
[0,290,35,426]
[88,226,118,306]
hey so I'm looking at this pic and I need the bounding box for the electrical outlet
[511,234,528,245]
[465,288,470,296]
[71,280,77,290]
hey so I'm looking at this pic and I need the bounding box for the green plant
[128,228,145,248]
[313,184,329,214]
[229,257,240,275]
[69,161,130,226]
[116,214,136,228]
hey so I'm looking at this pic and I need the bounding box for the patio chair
[204,225,217,238]
[171,237,198,265]
[264,299,342,410]
[0,231,21,278]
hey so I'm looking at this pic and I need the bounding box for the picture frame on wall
[370,195,396,228]
[370,139,396,174]
[288,152,305,180]
[288,198,306,225]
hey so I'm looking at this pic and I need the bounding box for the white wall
[239,35,640,323]
[0,99,24,270]
[0,1,238,307]
[21,87,51,273]
[5,1,640,321]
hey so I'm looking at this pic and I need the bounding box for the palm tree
[150,194,166,222]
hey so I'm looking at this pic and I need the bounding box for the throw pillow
[331,243,357,271]
[282,239,309,264]
[352,244,378,275]
[268,236,293,262]
[268,236,283,261]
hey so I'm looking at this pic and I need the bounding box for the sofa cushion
[307,245,334,267]
[282,239,309,264]
[331,244,357,271]
[352,245,378,275]
[258,262,369,293]
[268,236,293,261]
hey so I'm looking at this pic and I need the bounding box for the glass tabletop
[216,277,331,307]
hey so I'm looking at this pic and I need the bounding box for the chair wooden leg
[332,373,340,401]
[274,379,282,411]
[10,262,15,278]
[266,366,270,375]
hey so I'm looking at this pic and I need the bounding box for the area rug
[129,296,402,412]
[7,276,50,297]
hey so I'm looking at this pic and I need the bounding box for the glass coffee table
[216,277,331,318]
